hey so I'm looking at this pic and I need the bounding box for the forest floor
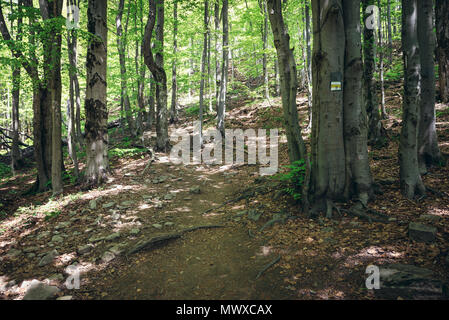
[1,80,449,300]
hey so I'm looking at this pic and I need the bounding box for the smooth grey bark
[387,0,393,64]
[267,0,310,211]
[417,0,441,171]
[135,0,147,134]
[10,0,23,173]
[261,0,269,100]
[304,1,312,129]
[436,0,449,103]
[199,0,209,147]
[116,0,135,135]
[217,0,229,137]
[343,0,373,203]
[170,0,178,123]
[214,0,221,108]
[363,0,385,147]
[67,0,79,180]
[311,0,346,209]
[84,0,109,187]
[399,0,426,199]
[377,0,387,119]
[143,0,170,152]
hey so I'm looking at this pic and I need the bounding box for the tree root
[126,225,225,256]
[255,255,281,280]
[341,201,390,223]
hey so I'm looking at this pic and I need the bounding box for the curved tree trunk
[143,0,169,152]
[84,0,109,187]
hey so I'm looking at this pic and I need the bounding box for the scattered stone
[68,211,77,216]
[189,186,201,194]
[105,232,121,241]
[72,231,81,236]
[388,217,397,222]
[409,222,437,243]
[89,199,97,210]
[57,296,73,300]
[376,264,447,299]
[89,235,105,243]
[55,221,71,230]
[109,245,123,255]
[38,250,58,267]
[51,235,64,243]
[129,228,140,235]
[101,251,115,263]
[247,210,262,222]
[152,224,163,230]
[48,274,64,281]
[164,193,175,200]
[418,214,441,223]
[6,249,22,259]
[36,231,51,240]
[23,280,60,300]
[183,197,192,201]
[77,244,94,255]
[121,201,135,207]
[164,222,174,227]
[102,202,116,209]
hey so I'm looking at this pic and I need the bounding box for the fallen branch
[255,255,281,280]
[126,224,225,256]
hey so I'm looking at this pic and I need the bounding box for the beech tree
[436,0,449,103]
[84,0,109,187]
[217,0,228,137]
[399,0,425,199]
[417,0,441,172]
[143,0,170,152]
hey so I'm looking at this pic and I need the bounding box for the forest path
[71,153,291,299]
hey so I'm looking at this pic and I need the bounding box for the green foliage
[44,210,61,221]
[0,162,11,178]
[278,160,306,201]
[185,105,200,116]
[109,147,146,158]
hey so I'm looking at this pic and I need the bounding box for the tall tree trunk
[378,0,387,119]
[343,0,373,204]
[214,0,221,107]
[67,0,79,180]
[436,0,449,103]
[143,0,170,152]
[170,0,178,123]
[267,0,309,211]
[311,0,346,214]
[11,0,23,173]
[399,0,426,199]
[199,0,209,146]
[418,0,441,172]
[387,0,393,64]
[261,0,269,100]
[84,0,109,187]
[116,0,135,135]
[217,0,229,137]
[363,0,385,147]
[304,1,312,129]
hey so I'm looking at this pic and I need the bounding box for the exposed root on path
[255,255,281,280]
[126,225,225,256]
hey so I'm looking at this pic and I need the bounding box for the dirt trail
[71,158,290,300]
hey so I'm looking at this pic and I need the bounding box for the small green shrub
[278,160,306,201]
[0,162,11,178]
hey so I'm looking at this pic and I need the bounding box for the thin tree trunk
[305,1,312,129]
[378,0,387,119]
[418,0,441,171]
[170,0,178,123]
[214,0,221,108]
[436,0,449,103]
[143,0,169,152]
[217,0,229,137]
[399,0,426,199]
[363,0,385,147]
[199,0,209,147]
[84,0,109,187]
[261,0,269,100]
[116,0,135,135]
